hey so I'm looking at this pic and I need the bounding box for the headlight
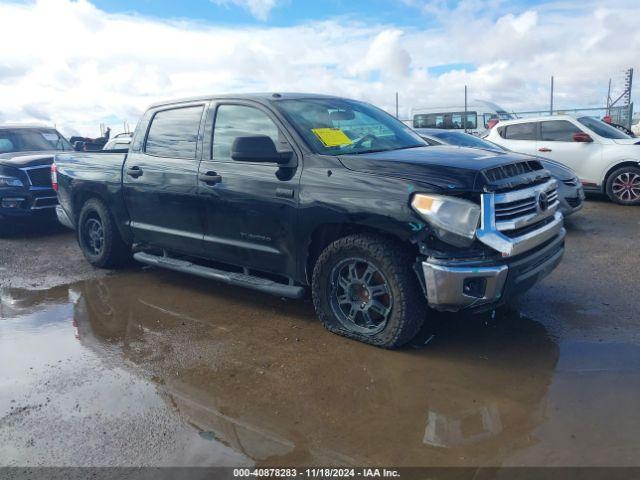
[411,194,480,247]
[0,175,24,188]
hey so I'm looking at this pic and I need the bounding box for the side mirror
[231,135,293,164]
[573,132,593,143]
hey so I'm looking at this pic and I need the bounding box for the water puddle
[1,270,638,466]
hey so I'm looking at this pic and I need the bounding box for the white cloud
[350,30,412,78]
[0,0,638,136]
[211,0,282,21]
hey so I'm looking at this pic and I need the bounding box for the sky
[0,0,638,136]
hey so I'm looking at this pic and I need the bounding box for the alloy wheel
[329,258,393,335]
[84,217,105,256]
[612,172,640,202]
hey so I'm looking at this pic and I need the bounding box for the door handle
[538,147,552,153]
[199,172,222,185]
[126,166,143,178]
[276,187,294,199]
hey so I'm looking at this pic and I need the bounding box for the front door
[537,120,603,183]
[123,103,206,255]
[198,102,301,278]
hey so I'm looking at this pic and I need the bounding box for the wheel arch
[602,160,640,192]
[73,187,133,244]
[304,222,418,285]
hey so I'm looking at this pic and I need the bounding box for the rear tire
[605,166,640,205]
[312,234,426,349]
[77,198,131,268]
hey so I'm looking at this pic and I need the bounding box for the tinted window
[0,128,72,153]
[429,131,507,151]
[414,112,477,130]
[212,105,284,161]
[540,120,582,142]
[145,106,204,158]
[578,116,631,139]
[502,122,536,140]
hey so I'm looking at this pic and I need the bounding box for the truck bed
[54,151,130,237]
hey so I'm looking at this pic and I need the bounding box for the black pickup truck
[54,93,566,348]
[0,125,73,226]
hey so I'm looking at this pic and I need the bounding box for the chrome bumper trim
[422,262,508,311]
[477,189,564,257]
[56,205,74,230]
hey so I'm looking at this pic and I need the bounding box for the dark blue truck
[54,93,566,348]
[0,125,73,227]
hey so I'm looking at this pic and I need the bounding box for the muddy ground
[1,197,639,468]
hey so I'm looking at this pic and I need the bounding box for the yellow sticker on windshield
[311,128,353,147]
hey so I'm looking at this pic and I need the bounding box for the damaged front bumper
[421,228,566,311]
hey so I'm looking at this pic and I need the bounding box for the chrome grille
[493,180,559,232]
[476,179,564,258]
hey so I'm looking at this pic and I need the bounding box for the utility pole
[395,92,399,119]
[606,78,612,115]
[626,68,633,129]
[550,76,554,116]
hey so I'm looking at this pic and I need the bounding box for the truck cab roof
[147,92,345,109]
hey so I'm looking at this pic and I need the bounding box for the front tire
[606,166,640,205]
[77,198,131,268]
[312,234,426,348]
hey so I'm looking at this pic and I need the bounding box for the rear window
[145,106,204,158]
[540,120,582,141]
[0,128,72,153]
[500,122,536,140]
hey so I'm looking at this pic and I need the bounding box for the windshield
[275,98,426,155]
[0,128,73,153]
[428,130,507,151]
[577,117,631,140]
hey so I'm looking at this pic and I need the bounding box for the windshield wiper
[345,145,424,155]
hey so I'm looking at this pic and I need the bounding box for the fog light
[463,277,487,298]
[1,198,24,209]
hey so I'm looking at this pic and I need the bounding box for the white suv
[486,115,640,205]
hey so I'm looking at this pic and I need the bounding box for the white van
[411,100,514,134]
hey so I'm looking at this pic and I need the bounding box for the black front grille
[25,166,53,188]
[483,160,544,183]
[562,179,579,187]
[566,196,582,208]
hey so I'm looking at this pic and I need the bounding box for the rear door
[497,122,538,155]
[123,103,206,255]
[537,120,602,182]
[197,101,301,278]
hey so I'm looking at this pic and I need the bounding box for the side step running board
[133,251,305,299]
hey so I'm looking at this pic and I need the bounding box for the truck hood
[0,151,56,168]
[337,146,549,192]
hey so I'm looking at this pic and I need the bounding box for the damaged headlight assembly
[411,194,480,247]
[0,175,24,188]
